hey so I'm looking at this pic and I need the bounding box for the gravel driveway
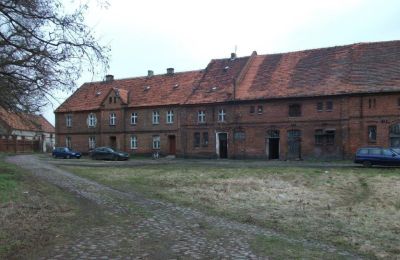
[7,155,361,259]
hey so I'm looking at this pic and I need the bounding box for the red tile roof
[185,56,250,104]
[55,70,203,112]
[56,40,400,112]
[236,40,400,100]
[0,107,55,133]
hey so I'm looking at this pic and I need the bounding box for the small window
[166,110,174,124]
[109,97,112,104]
[130,135,137,149]
[66,136,72,148]
[152,111,160,124]
[152,135,160,149]
[109,112,116,126]
[316,102,323,112]
[87,113,97,127]
[397,97,400,107]
[66,114,72,127]
[326,101,333,111]
[250,106,255,114]
[368,125,377,142]
[202,132,209,147]
[88,136,96,149]
[289,104,301,117]
[198,110,206,123]
[218,109,226,122]
[131,112,138,125]
[315,129,324,144]
[257,105,263,114]
[368,98,376,109]
[194,132,200,147]
[114,96,117,103]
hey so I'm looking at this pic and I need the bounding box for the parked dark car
[52,147,81,159]
[354,147,400,167]
[90,147,129,161]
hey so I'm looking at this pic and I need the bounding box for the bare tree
[0,0,109,112]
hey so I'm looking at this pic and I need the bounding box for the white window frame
[89,136,96,149]
[152,135,160,149]
[198,110,206,123]
[66,114,72,127]
[109,112,116,126]
[130,135,138,149]
[131,112,138,125]
[87,113,97,127]
[218,109,226,122]
[166,110,174,124]
[152,111,160,124]
[66,136,71,148]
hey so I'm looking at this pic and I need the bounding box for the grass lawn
[0,154,133,259]
[65,164,400,259]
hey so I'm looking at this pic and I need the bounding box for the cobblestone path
[7,155,361,259]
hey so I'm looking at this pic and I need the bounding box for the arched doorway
[266,130,280,159]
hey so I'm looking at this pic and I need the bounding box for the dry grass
[67,165,400,259]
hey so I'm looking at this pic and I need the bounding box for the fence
[0,136,40,153]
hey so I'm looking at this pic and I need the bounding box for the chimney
[105,74,114,82]
[147,70,154,77]
[167,68,174,75]
[230,53,237,60]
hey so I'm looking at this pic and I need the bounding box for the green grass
[65,163,400,259]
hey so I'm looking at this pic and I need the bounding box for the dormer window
[218,109,226,122]
[198,110,206,123]
[87,113,97,127]
[109,112,116,126]
[152,111,160,124]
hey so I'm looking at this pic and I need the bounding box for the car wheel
[363,161,372,167]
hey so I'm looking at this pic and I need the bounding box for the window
[198,110,206,123]
[368,125,377,142]
[316,102,323,112]
[249,106,255,114]
[315,129,335,145]
[130,135,137,149]
[315,129,324,144]
[109,112,116,126]
[113,96,117,103]
[109,97,112,104]
[152,135,160,149]
[88,136,96,149]
[131,112,138,125]
[87,113,97,127]
[66,114,72,127]
[257,105,263,114]
[325,130,335,145]
[166,110,174,124]
[369,148,381,155]
[152,111,160,124]
[382,149,393,156]
[326,101,333,111]
[368,98,376,109]
[218,109,226,122]
[202,132,209,147]
[194,132,200,147]
[397,97,400,107]
[66,136,71,148]
[289,104,301,117]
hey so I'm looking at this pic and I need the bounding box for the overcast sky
[44,0,400,124]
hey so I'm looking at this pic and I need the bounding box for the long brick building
[55,40,400,159]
